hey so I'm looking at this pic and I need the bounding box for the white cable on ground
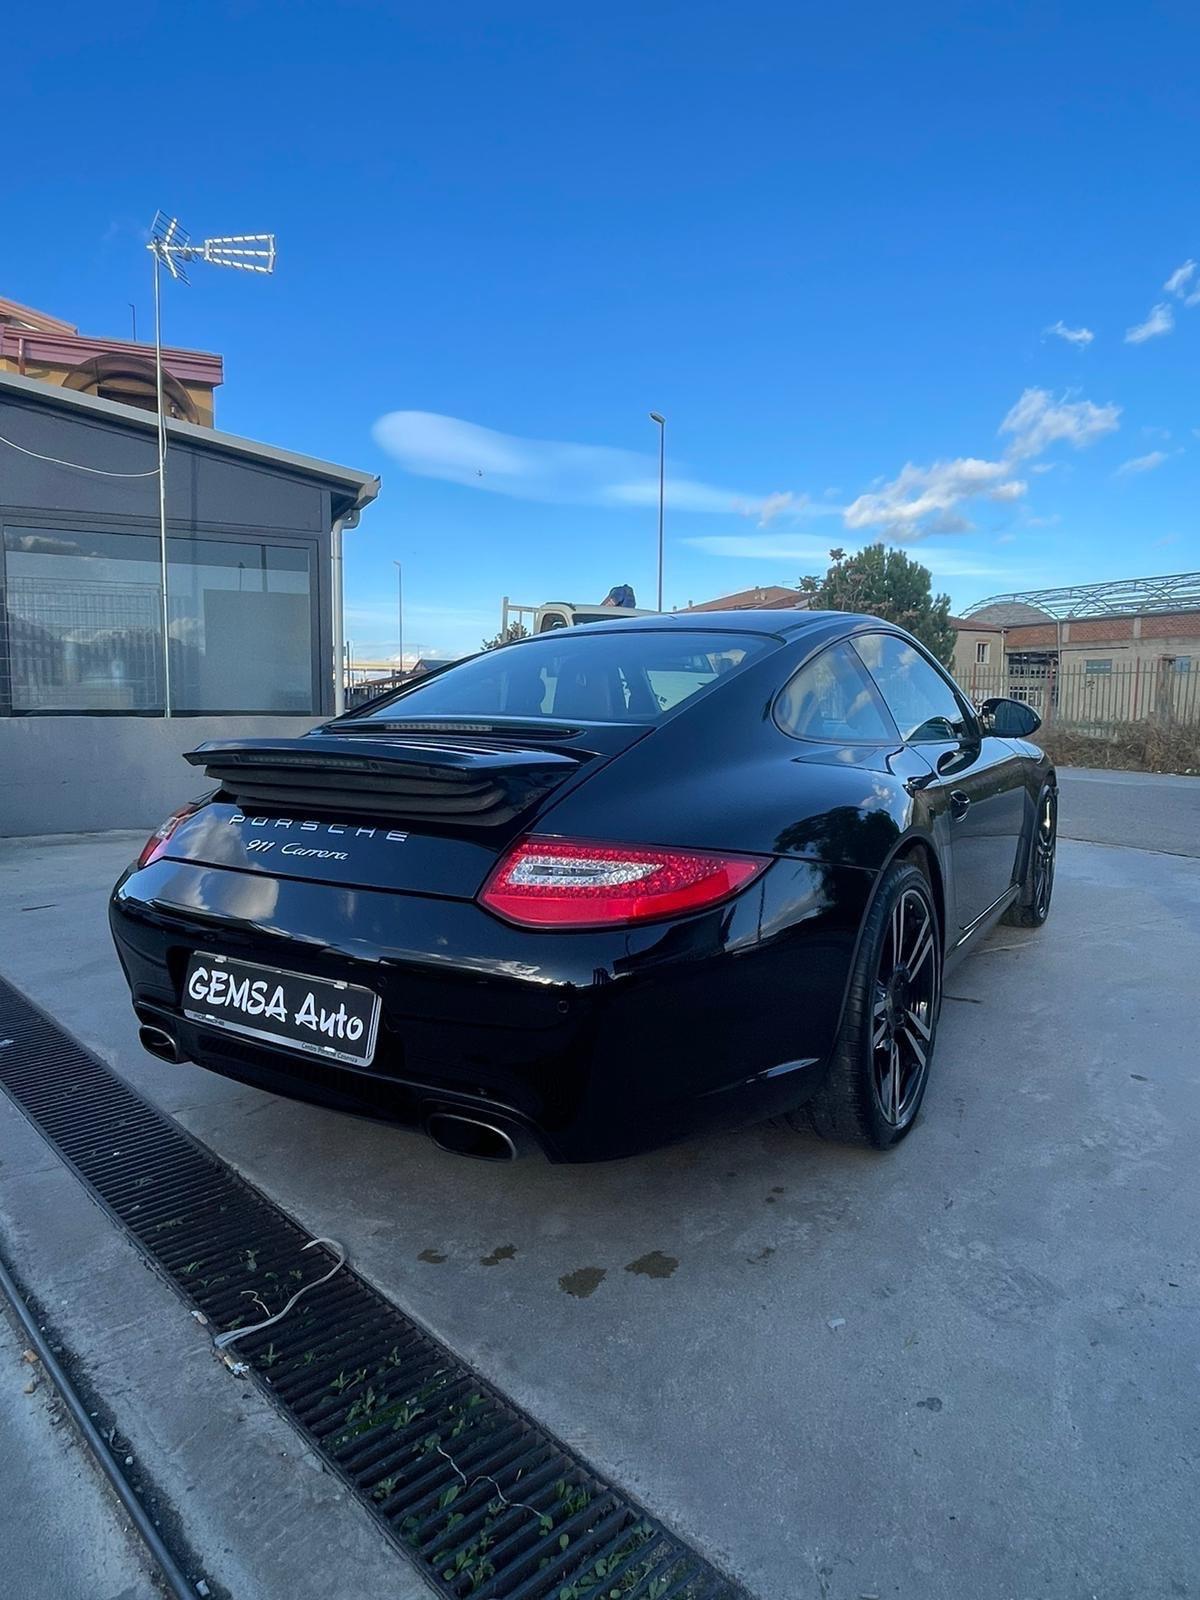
[212,1237,347,1352]
[435,1443,548,1525]
[0,429,160,477]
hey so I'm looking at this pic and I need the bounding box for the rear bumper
[109,853,872,1161]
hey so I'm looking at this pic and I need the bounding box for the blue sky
[5,1,1200,662]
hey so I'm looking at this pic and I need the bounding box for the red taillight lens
[479,836,768,929]
[136,802,202,869]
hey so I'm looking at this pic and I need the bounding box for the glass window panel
[776,642,895,742]
[3,528,163,711]
[3,529,315,714]
[358,630,773,723]
[166,538,314,713]
[853,632,967,743]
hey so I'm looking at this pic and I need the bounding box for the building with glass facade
[0,367,378,834]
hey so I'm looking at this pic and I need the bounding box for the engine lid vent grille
[185,736,582,826]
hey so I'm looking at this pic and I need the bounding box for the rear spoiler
[184,735,582,825]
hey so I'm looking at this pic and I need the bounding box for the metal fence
[958,659,1200,733]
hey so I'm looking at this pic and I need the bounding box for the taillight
[479,836,767,929]
[136,801,203,869]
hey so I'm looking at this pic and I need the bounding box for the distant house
[948,616,1005,692]
[1,294,222,426]
[409,657,460,676]
[681,585,809,613]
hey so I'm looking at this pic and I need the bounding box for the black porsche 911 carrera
[110,610,1056,1162]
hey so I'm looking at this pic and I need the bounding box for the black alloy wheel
[1004,783,1057,927]
[870,883,939,1130]
[793,860,942,1148]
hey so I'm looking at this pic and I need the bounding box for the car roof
[547,608,874,638]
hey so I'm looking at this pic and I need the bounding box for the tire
[1002,782,1057,928]
[792,859,942,1149]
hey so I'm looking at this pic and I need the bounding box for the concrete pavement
[0,767,1196,1599]
[0,1296,158,1600]
[1057,765,1200,857]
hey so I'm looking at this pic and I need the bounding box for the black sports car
[110,611,1056,1162]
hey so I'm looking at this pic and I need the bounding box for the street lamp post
[393,560,404,679]
[649,412,665,610]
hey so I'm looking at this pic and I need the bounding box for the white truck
[500,595,660,638]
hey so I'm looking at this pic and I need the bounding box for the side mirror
[979,696,1042,738]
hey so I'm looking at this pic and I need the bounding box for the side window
[776,642,896,742]
[853,633,967,743]
[644,647,741,710]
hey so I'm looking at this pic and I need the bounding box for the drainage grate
[0,978,744,1600]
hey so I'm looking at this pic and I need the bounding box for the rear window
[357,630,773,724]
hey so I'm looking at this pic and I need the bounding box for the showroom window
[2,527,315,713]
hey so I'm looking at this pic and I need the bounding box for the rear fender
[823,826,945,1052]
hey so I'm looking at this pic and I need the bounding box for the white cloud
[1164,260,1196,298]
[371,410,788,518]
[344,600,496,633]
[1125,303,1175,343]
[342,598,500,661]
[752,490,797,527]
[683,534,1014,579]
[1115,450,1168,477]
[841,457,1026,539]
[1044,319,1094,348]
[1153,532,1181,547]
[921,550,1022,578]
[684,535,846,562]
[999,387,1121,458]
[837,386,1118,542]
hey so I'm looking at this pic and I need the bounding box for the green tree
[479,620,530,651]
[799,544,956,667]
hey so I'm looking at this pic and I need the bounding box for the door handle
[949,790,971,820]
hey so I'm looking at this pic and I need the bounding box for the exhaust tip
[425,1112,518,1163]
[138,1023,183,1064]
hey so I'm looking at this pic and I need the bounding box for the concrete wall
[951,625,1002,688]
[0,715,320,837]
[1004,611,1200,652]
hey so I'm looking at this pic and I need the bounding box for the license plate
[183,952,381,1068]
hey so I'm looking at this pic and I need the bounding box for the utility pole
[393,560,404,677]
[146,213,276,716]
[649,412,665,610]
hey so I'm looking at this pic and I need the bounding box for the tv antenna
[146,212,277,714]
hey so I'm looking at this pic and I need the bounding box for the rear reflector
[136,801,203,869]
[479,836,767,928]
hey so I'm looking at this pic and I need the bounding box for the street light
[146,212,276,715]
[393,560,404,679]
[649,412,665,610]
